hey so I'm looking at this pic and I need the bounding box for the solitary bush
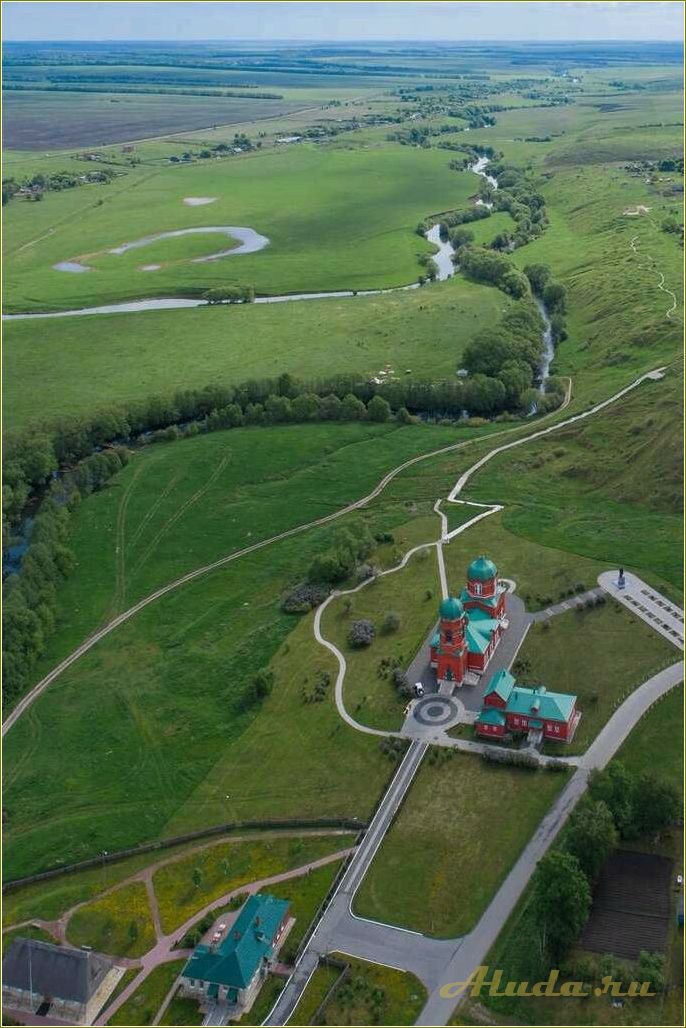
[250,668,274,704]
[382,611,401,634]
[348,619,375,648]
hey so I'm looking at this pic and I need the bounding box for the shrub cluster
[281,581,330,614]
[458,245,530,298]
[307,522,377,587]
[481,748,539,769]
[348,619,375,648]
[2,167,118,205]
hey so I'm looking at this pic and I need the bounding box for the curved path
[630,233,681,322]
[264,363,679,1026]
[3,366,666,737]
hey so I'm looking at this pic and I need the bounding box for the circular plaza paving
[412,695,460,727]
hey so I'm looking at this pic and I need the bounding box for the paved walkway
[598,570,684,649]
[265,742,428,1025]
[415,657,683,1025]
[530,587,605,622]
[263,659,683,1027]
[18,363,675,738]
[95,849,353,1025]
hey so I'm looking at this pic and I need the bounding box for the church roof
[182,894,289,989]
[468,555,497,581]
[466,615,500,654]
[484,669,515,702]
[460,587,500,608]
[505,685,575,722]
[439,596,464,620]
[476,707,506,726]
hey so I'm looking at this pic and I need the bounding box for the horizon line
[3,36,684,44]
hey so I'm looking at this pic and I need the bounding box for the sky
[2,1,684,43]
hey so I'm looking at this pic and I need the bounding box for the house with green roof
[476,671,581,743]
[179,894,290,1017]
[430,554,508,688]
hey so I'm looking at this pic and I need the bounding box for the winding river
[3,157,554,391]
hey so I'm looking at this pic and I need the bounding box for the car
[414,682,424,697]
[218,923,227,931]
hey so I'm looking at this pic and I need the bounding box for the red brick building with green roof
[430,554,507,688]
[475,669,581,743]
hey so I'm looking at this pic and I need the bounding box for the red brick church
[430,555,507,689]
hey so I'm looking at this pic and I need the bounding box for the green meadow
[465,369,683,591]
[354,751,568,937]
[3,276,506,431]
[3,42,683,970]
[4,420,497,876]
[3,145,477,310]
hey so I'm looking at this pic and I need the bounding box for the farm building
[475,669,580,744]
[430,555,507,688]
[179,893,291,1019]
[2,937,119,1024]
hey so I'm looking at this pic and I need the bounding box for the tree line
[3,448,129,704]
[3,355,568,706]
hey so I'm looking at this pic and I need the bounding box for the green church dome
[467,555,497,581]
[439,596,464,620]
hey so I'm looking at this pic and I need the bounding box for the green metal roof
[182,894,289,989]
[476,707,506,726]
[461,592,500,610]
[467,555,497,581]
[466,615,500,655]
[439,596,464,620]
[505,685,575,722]
[484,669,515,703]
[466,623,490,654]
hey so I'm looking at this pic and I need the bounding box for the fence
[3,817,367,892]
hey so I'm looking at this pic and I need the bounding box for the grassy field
[465,370,684,592]
[354,750,567,937]
[110,960,186,1026]
[66,880,156,958]
[17,421,474,702]
[3,145,478,309]
[3,276,506,431]
[5,421,507,879]
[1,923,58,956]
[159,991,204,1026]
[322,545,441,730]
[616,683,684,793]
[442,510,610,607]
[291,963,341,1025]
[292,954,426,1026]
[151,833,352,934]
[322,954,426,1026]
[517,602,678,755]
